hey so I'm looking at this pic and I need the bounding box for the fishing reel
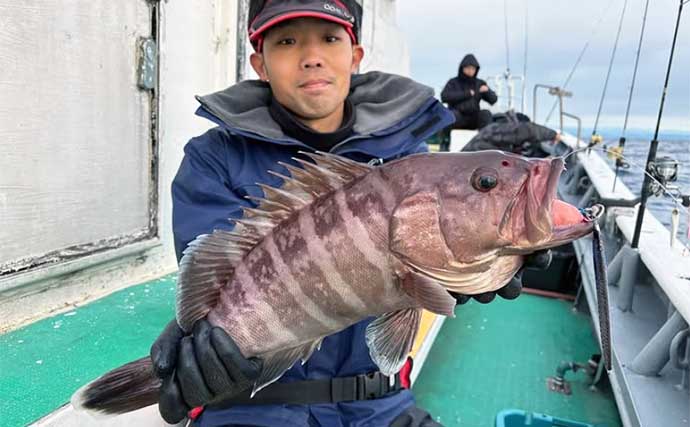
[589,134,603,147]
[648,156,680,197]
[606,145,630,170]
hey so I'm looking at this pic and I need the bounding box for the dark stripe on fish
[273,220,364,321]
[211,264,294,353]
[298,205,371,313]
[243,242,334,335]
[308,192,385,311]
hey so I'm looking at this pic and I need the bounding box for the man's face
[463,65,477,78]
[250,18,364,127]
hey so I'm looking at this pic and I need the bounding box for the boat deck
[413,295,622,427]
[2,270,622,426]
[0,275,176,426]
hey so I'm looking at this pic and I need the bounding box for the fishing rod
[631,0,687,249]
[590,0,629,149]
[522,0,529,113]
[611,0,651,192]
[544,0,615,125]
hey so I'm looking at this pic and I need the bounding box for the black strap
[209,372,402,407]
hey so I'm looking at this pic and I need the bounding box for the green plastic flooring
[1,275,621,427]
[413,295,622,427]
[0,274,177,426]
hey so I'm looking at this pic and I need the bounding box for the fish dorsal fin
[176,152,372,331]
[365,308,422,375]
[271,151,372,197]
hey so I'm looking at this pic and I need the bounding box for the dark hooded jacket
[441,54,498,114]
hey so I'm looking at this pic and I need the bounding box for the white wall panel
[0,1,153,268]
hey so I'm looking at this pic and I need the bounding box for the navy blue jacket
[171,72,454,427]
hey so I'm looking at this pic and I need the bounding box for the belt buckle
[356,372,385,400]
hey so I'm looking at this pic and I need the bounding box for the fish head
[436,151,602,265]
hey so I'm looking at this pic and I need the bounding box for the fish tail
[71,356,161,416]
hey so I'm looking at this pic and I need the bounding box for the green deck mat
[0,274,177,427]
[1,276,621,427]
[413,295,622,427]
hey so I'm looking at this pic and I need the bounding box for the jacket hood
[195,71,435,142]
[458,54,480,78]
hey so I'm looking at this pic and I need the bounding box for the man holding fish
[73,1,589,426]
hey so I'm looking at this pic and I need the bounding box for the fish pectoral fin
[365,308,422,375]
[400,271,457,317]
[251,338,325,396]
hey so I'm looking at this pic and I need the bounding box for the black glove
[452,249,552,305]
[150,319,263,424]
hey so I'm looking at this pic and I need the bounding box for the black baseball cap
[248,0,362,51]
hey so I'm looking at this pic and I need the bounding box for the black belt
[209,371,402,407]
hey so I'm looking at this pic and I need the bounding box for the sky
[396,0,690,135]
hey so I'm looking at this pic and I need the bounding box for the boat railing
[532,83,572,132]
[559,112,582,149]
[559,132,690,427]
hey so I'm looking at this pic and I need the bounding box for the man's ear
[250,52,269,81]
[351,45,364,73]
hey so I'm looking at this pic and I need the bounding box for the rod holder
[607,245,640,312]
[670,329,690,390]
[631,310,686,376]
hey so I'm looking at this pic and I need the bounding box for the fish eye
[471,168,499,192]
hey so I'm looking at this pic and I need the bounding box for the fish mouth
[502,157,604,253]
[547,203,604,248]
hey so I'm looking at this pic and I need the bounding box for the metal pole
[235,0,250,82]
[632,0,685,248]
[533,85,539,123]
[559,95,564,133]
[504,0,511,74]
[562,112,582,148]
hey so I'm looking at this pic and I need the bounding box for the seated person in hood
[441,54,497,130]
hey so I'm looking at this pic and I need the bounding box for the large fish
[72,151,602,416]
